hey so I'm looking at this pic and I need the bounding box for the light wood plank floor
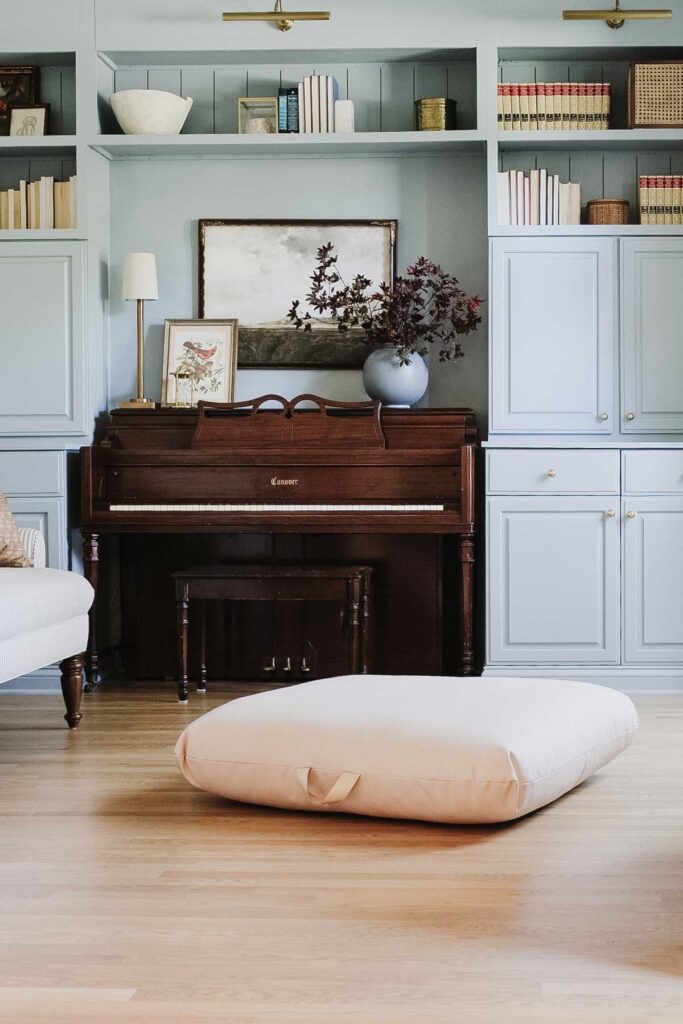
[0,684,681,1024]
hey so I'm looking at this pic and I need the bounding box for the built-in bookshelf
[490,46,683,233]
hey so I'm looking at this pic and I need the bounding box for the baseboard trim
[483,665,683,694]
[0,666,61,694]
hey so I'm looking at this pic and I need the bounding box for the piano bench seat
[172,564,373,703]
[175,674,638,825]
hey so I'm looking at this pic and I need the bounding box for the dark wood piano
[81,395,477,688]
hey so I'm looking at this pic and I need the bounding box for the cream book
[639,175,650,225]
[69,175,78,228]
[601,84,611,130]
[497,84,504,129]
[539,168,548,226]
[536,83,546,130]
[497,171,511,225]
[656,176,665,225]
[569,83,579,130]
[516,170,525,225]
[664,176,673,225]
[569,182,581,225]
[529,168,540,225]
[510,84,521,130]
[502,84,512,130]
[19,180,27,229]
[674,176,682,226]
[560,84,570,129]
[0,191,8,230]
[520,84,529,130]
[577,84,587,130]
[528,83,538,130]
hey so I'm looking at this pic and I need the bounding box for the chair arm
[18,527,46,568]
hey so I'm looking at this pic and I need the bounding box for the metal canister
[415,97,457,131]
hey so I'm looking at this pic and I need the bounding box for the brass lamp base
[119,397,157,409]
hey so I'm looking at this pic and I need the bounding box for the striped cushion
[0,492,31,567]
[17,527,46,569]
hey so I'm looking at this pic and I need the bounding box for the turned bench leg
[60,653,84,730]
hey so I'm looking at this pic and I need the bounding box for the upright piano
[81,395,477,687]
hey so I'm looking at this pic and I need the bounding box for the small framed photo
[0,65,39,135]
[238,97,278,135]
[161,319,239,407]
[8,103,49,137]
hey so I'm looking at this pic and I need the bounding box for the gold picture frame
[161,319,238,407]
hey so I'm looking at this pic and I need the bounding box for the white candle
[334,100,355,133]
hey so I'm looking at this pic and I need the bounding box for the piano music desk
[172,564,373,702]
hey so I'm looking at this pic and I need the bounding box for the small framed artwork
[238,97,278,135]
[0,66,39,135]
[161,319,239,407]
[8,103,49,137]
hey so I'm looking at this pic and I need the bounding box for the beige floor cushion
[175,675,638,824]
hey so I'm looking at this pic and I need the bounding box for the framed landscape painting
[161,319,238,407]
[198,219,397,368]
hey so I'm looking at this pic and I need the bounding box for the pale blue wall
[108,153,489,420]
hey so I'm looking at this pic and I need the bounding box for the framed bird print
[161,319,238,407]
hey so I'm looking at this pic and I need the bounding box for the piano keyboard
[110,503,445,513]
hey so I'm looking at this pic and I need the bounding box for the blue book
[277,88,289,133]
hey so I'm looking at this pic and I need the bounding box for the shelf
[497,130,683,152]
[91,130,487,160]
[491,225,683,236]
[0,137,76,158]
[99,47,477,68]
[0,229,83,241]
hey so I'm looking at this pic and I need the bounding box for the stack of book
[639,175,683,224]
[498,169,581,226]
[279,74,339,133]
[498,83,611,130]
[0,175,77,230]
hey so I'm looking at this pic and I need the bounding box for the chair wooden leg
[60,653,84,730]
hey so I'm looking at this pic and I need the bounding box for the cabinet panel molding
[0,242,86,437]
[487,495,620,664]
[0,450,65,496]
[622,238,683,434]
[623,497,683,664]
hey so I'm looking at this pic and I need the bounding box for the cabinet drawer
[623,450,683,493]
[0,450,64,496]
[487,449,620,494]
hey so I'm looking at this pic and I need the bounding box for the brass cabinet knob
[263,657,276,672]
[301,658,311,673]
[284,657,292,672]
[625,412,636,421]
[547,469,557,478]
[598,412,609,421]
[626,510,637,519]
[606,509,616,517]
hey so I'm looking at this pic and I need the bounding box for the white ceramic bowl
[110,89,193,135]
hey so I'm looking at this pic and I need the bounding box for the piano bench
[172,564,373,703]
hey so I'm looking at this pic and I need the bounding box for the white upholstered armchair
[0,528,94,728]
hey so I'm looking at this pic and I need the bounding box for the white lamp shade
[122,252,158,301]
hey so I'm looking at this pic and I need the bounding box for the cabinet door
[622,239,683,432]
[491,237,615,433]
[623,497,683,663]
[0,242,86,436]
[488,496,620,663]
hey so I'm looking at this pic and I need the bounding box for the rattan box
[628,62,683,128]
[586,199,630,225]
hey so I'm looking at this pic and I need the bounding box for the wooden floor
[0,683,681,1024]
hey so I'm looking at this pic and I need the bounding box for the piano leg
[197,600,208,694]
[82,532,100,693]
[176,586,190,704]
[361,583,371,674]
[349,575,361,674]
[457,533,476,676]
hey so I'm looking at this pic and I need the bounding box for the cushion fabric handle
[296,767,360,806]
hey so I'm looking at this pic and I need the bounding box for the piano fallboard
[82,400,477,536]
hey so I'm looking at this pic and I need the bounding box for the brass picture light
[222,0,331,32]
[563,1,672,28]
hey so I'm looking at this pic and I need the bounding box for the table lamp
[120,252,158,409]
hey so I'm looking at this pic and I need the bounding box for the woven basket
[586,199,630,225]
[628,62,683,128]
